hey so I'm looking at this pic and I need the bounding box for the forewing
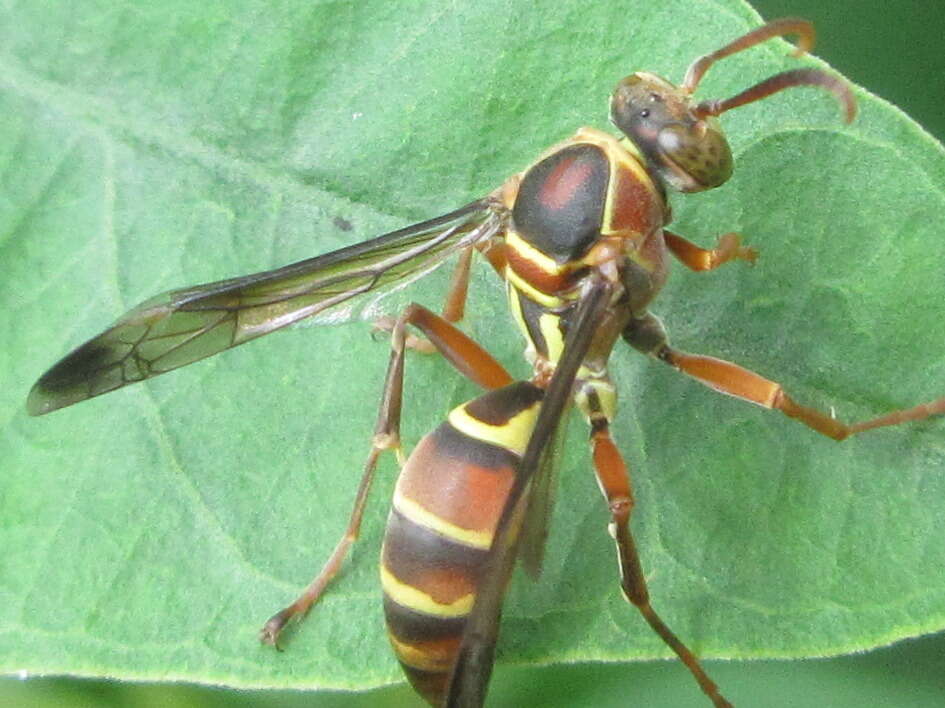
[28,200,505,416]
[446,278,615,708]
[519,413,566,580]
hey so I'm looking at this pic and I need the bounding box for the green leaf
[2,0,944,702]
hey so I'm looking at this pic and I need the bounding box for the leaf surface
[2,0,944,693]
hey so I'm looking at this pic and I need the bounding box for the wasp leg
[441,245,475,323]
[259,440,389,648]
[394,303,513,390]
[375,246,477,353]
[581,387,732,708]
[261,304,512,647]
[624,312,945,441]
[664,229,757,271]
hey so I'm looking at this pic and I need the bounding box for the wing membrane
[519,413,565,579]
[28,200,505,416]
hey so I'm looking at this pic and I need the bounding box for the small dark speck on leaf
[333,216,353,231]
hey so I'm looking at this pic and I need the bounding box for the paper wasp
[27,17,945,707]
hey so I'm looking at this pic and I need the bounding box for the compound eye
[656,121,733,191]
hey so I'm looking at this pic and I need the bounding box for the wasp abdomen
[381,381,543,705]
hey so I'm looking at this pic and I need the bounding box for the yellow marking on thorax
[612,146,652,186]
[569,127,653,187]
[602,151,658,238]
[507,280,528,336]
[448,401,540,456]
[381,565,474,617]
[538,312,565,363]
[617,136,644,161]
[627,243,660,272]
[506,231,563,275]
[567,129,660,242]
[575,378,618,422]
[504,266,564,308]
[506,281,539,366]
[392,488,494,550]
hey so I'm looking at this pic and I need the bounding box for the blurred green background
[5,0,944,706]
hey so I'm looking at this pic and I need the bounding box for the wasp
[27,18,945,707]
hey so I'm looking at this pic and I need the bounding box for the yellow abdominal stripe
[381,565,474,618]
[387,633,453,672]
[393,489,493,550]
[448,403,539,457]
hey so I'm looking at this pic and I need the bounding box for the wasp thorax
[610,72,733,192]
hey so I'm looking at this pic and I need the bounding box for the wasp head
[610,18,856,193]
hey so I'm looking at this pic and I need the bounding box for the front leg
[664,229,757,271]
[624,312,945,441]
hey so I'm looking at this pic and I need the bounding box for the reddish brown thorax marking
[505,246,571,293]
[538,154,593,211]
[609,167,662,236]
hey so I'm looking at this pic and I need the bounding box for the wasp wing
[445,278,615,708]
[519,411,566,580]
[28,200,505,416]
